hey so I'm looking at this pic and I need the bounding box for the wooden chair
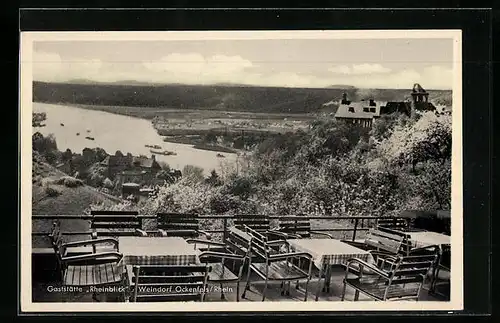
[90,210,146,238]
[50,222,126,302]
[156,212,211,240]
[49,220,120,255]
[241,225,314,301]
[187,227,253,301]
[430,244,451,297]
[126,264,211,302]
[341,245,440,301]
[269,216,334,239]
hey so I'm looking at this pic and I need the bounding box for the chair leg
[262,278,269,302]
[341,281,347,301]
[304,279,310,302]
[241,266,252,299]
[236,281,240,302]
[354,290,360,301]
[220,283,225,300]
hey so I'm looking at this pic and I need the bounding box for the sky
[31,38,454,90]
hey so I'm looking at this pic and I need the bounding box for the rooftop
[334,100,382,120]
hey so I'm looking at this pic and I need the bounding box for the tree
[182,165,204,183]
[62,148,73,162]
[205,170,222,186]
[115,150,124,157]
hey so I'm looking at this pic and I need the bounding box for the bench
[342,226,412,258]
[233,214,271,233]
[90,210,146,238]
[156,213,211,239]
[271,216,333,239]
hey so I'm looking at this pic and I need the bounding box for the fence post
[352,218,359,241]
[223,218,228,241]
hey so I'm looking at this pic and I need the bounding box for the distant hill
[32,81,452,114]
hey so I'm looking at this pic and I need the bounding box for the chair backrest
[277,216,311,238]
[391,245,440,282]
[242,225,272,262]
[90,210,141,233]
[364,227,409,255]
[129,264,211,302]
[156,213,200,238]
[48,221,66,274]
[377,217,409,231]
[233,214,270,233]
[225,227,253,256]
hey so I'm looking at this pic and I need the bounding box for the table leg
[314,264,324,301]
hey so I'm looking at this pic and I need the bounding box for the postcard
[20,29,462,312]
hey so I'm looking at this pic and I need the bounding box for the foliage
[182,165,205,183]
[103,178,114,190]
[54,176,84,188]
[44,185,62,197]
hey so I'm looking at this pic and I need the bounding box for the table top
[118,236,197,257]
[408,231,451,248]
[288,238,373,268]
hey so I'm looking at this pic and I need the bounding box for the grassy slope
[32,153,120,247]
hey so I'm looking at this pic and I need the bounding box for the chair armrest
[266,229,291,240]
[340,240,369,249]
[199,251,246,261]
[269,252,312,261]
[158,229,168,237]
[61,251,123,264]
[186,239,226,247]
[345,258,390,279]
[197,230,212,240]
[62,238,119,248]
[135,229,148,237]
[267,239,289,247]
[310,231,334,239]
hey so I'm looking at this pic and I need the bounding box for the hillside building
[334,83,438,127]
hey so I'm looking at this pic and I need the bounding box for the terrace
[31,214,451,303]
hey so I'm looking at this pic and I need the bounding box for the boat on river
[60,123,64,126]
[150,149,176,156]
[145,144,162,149]
[85,136,95,140]
[216,153,226,158]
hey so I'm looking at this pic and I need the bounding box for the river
[32,102,238,175]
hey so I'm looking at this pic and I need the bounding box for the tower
[410,83,429,117]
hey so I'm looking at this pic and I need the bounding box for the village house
[334,83,438,127]
[334,93,384,128]
[100,152,162,180]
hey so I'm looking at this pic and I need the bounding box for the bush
[55,176,84,188]
[45,185,62,197]
[103,178,114,190]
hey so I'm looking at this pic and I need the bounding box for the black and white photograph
[21,30,462,312]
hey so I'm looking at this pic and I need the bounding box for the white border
[20,30,463,312]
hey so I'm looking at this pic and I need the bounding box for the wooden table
[408,231,451,248]
[288,239,374,301]
[118,236,199,266]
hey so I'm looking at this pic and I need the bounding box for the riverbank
[32,102,240,175]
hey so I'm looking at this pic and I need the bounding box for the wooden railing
[31,214,381,242]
